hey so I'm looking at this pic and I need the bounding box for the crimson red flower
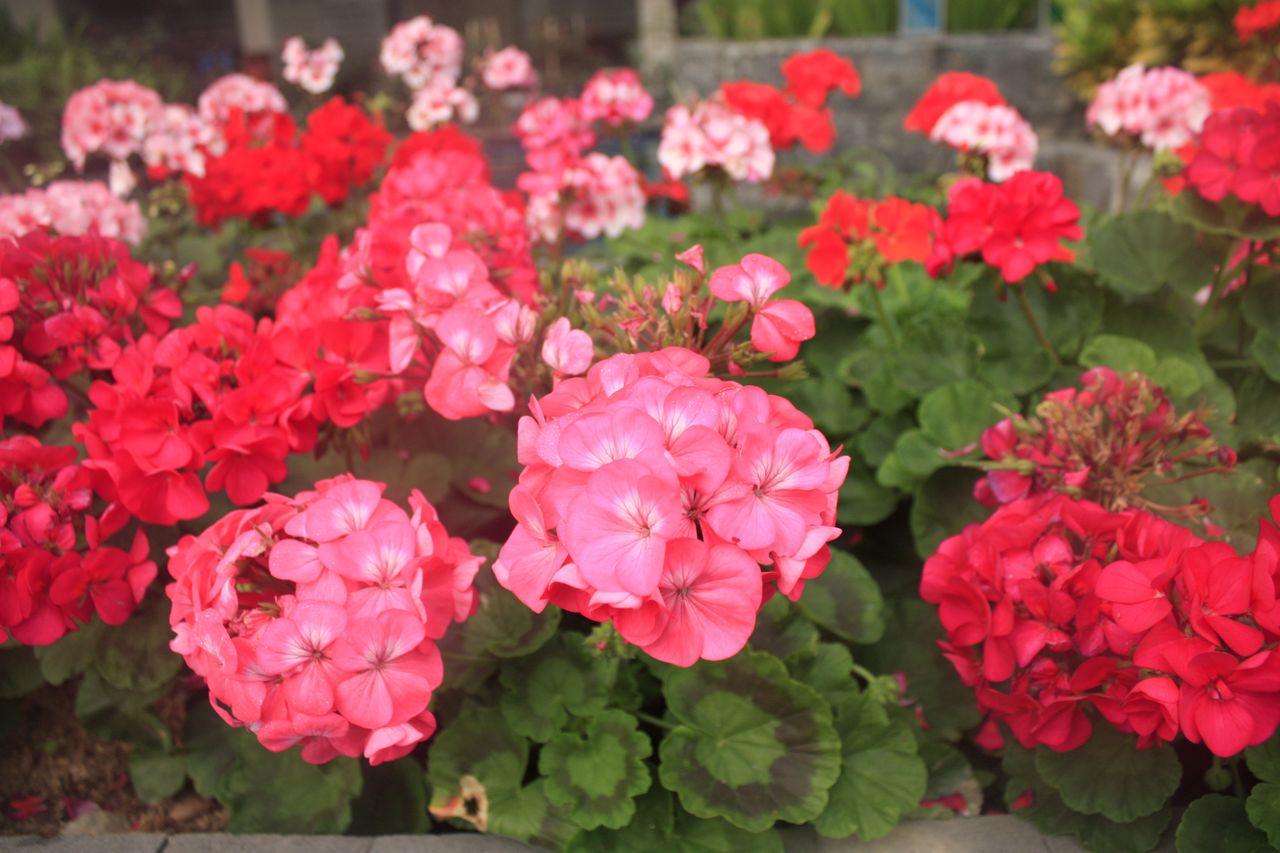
[301,97,392,206]
[1185,103,1280,216]
[904,72,1006,135]
[720,50,860,155]
[1236,0,1280,42]
[926,172,1082,284]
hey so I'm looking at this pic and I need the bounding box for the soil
[0,681,227,837]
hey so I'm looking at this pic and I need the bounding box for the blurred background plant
[685,0,1045,38]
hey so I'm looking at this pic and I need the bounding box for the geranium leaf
[426,704,528,814]
[837,451,901,526]
[1246,782,1280,848]
[910,468,989,558]
[795,549,885,644]
[33,617,104,685]
[1177,794,1273,853]
[788,642,857,708]
[1087,210,1220,298]
[1079,334,1158,374]
[348,758,430,835]
[1170,191,1280,241]
[815,690,927,840]
[1246,733,1280,783]
[565,785,676,852]
[540,709,652,830]
[499,635,613,743]
[1035,725,1180,823]
[128,746,187,804]
[658,651,841,831]
[0,646,44,698]
[749,595,820,661]
[917,380,1011,451]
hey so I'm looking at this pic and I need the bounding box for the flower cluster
[166,477,479,765]
[520,152,645,243]
[0,181,146,244]
[798,190,933,287]
[974,368,1233,513]
[141,104,219,179]
[515,96,596,172]
[1086,64,1210,152]
[481,46,537,91]
[185,97,390,226]
[657,96,774,183]
[495,346,847,666]
[197,73,288,138]
[363,126,536,302]
[930,101,1038,182]
[923,491,1280,758]
[720,49,860,155]
[380,15,464,90]
[0,230,179,430]
[904,71,1006,135]
[581,68,654,127]
[926,171,1083,284]
[1,436,155,646]
[406,78,478,130]
[73,303,338,524]
[1185,103,1280,216]
[282,36,344,95]
[60,79,163,172]
[1236,0,1280,41]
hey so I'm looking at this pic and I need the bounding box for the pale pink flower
[0,181,145,244]
[380,16,463,89]
[197,73,287,136]
[406,78,478,131]
[657,97,774,183]
[482,46,537,90]
[931,101,1038,182]
[581,68,654,126]
[515,96,596,173]
[61,79,163,170]
[709,253,790,307]
[141,104,217,178]
[1086,63,1210,151]
[0,101,28,143]
[282,36,344,95]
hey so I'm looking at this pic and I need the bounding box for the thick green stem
[635,711,675,731]
[1015,284,1060,367]
[868,281,898,347]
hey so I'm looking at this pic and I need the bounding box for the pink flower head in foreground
[481,46,538,90]
[581,68,654,126]
[282,36,345,95]
[166,476,479,764]
[494,348,848,666]
[1086,64,1210,152]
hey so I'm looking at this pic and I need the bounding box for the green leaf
[891,320,981,396]
[967,283,1055,394]
[915,740,981,817]
[1079,334,1158,374]
[1246,733,1280,782]
[857,412,915,467]
[837,456,900,527]
[1241,268,1280,334]
[437,568,560,692]
[565,786,676,853]
[815,690,927,840]
[1246,782,1280,849]
[1236,375,1280,446]
[1035,726,1180,823]
[93,594,182,694]
[669,809,784,852]
[1170,190,1280,241]
[917,380,1010,451]
[499,635,613,743]
[1248,330,1280,384]
[34,618,104,684]
[658,651,841,831]
[787,643,857,708]
[0,646,44,698]
[128,746,187,803]
[788,377,870,437]
[540,710,653,830]
[364,447,452,505]
[887,429,947,479]
[1087,210,1220,298]
[1150,355,1203,399]
[795,549,885,644]
[348,758,430,835]
[909,468,990,559]
[1176,794,1273,853]
[749,596,820,661]
[183,702,362,833]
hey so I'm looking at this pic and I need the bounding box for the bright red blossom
[798,190,933,287]
[904,72,1006,135]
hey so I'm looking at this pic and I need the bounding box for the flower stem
[868,281,898,347]
[635,711,675,731]
[1014,284,1059,368]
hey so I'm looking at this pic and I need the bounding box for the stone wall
[672,34,1128,208]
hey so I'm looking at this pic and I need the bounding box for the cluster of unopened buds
[166,476,479,765]
[0,230,180,430]
[974,368,1235,518]
[0,436,154,646]
[798,190,933,287]
[926,170,1083,284]
[1086,64,1210,152]
[495,347,848,665]
[923,491,1280,758]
